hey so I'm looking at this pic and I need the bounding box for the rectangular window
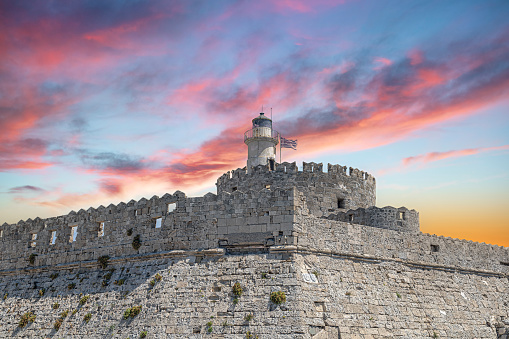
[30,233,37,247]
[348,214,354,222]
[155,217,162,229]
[431,244,439,252]
[399,212,405,220]
[338,198,345,209]
[167,203,176,213]
[0,229,3,238]
[98,222,105,237]
[69,226,78,243]
[50,231,57,245]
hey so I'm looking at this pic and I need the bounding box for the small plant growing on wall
[28,253,37,265]
[270,291,286,304]
[154,273,162,281]
[127,228,133,236]
[79,295,90,305]
[123,305,142,319]
[83,312,92,323]
[3,293,8,300]
[53,317,63,331]
[67,283,76,290]
[140,330,148,338]
[244,313,254,321]
[232,282,243,297]
[132,235,141,250]
[18,311,36,328]
[206,321,213,333]
[38,288,45,297]
[50,273,59,280]
[98,255,110,269]
[114,278,125,286]
[60,310,69,318]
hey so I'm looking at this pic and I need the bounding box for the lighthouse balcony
[244,127,279,143]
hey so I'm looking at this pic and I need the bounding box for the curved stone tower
[244,112,279,172]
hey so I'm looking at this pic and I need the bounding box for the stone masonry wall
[216,162,376,217]
[328,206,420,233]
[0,187,298,272]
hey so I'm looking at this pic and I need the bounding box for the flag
[280,137,297,150]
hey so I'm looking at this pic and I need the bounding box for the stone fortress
[0,112,508,338]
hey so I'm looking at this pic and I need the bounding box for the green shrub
[72,309,78,316]
[60,310,69,318]
[396,292,401,298]
[79,295,90,305]
[18,311,36,328]
[232,282,243,297]
[67,283,76,290]
[3,293,7,300]
[98,256,110,269]
[50,273,59,280]
[38,288,45,297]
[124,305,142,319]
[233,297,239,305]
[28,253,38,265]
[244,313,254,321]
[132,235,141,250]
[154,273,162,281]
[149,280,155,287]
[83,313,92,323]
[270,291,286,304]
[140,331,147,338]
[52,302,60,309]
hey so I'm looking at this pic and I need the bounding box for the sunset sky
[1,0,508,246]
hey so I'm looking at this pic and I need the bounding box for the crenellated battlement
[327,206,420,232]
[216,161,376,217]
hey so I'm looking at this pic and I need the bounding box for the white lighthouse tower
[244,112,279,173]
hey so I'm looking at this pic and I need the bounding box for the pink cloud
[373,57,392,70]
[402,145,509,167]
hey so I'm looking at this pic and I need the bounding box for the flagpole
[280,135,282,164]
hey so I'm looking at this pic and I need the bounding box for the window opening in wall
[135,209,138,216]
[147,207,150,213]
[348,214,354,222]
[98,222,105,237]
[232,187,238,192]
[268,159,275,171]
[69,226,78,243]
[0,229,3,238]
[399,212,405,220]
[167,203,176,213]
[30,233,37,247]
[155,217,162,229]
[431,244,439,252]
[50,231,57,245]
[265,184,271,189]
[109,209,112,214]
[338,198,345,209]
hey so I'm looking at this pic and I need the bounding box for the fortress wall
[329,206,420,232]
[295,215,509,275]
[0,188,298,272]
[293,252,509,338]
[0,252,309,339]
[216,162,376,217]
[1,248,507,339]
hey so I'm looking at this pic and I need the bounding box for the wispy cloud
[402,145,509,167]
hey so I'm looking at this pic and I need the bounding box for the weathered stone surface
[0,161,507,338]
